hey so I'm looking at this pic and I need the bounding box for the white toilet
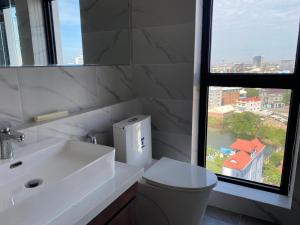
[137,157,217,225]
[113,116,218,225]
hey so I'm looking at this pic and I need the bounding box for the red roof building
[224,138,265,170]
[223,151,251,170]
[239,97,261,102]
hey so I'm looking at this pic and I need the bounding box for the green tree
[263,164,281,186]
[283,90,291,105]
[223,112,260,139]
[257,125,286,148]
[269,151,284,167]
[206,146,228,174]
[245,88,259,97]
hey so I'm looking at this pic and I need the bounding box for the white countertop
[0,162,143,225]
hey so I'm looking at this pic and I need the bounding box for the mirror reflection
[0,0,130,67]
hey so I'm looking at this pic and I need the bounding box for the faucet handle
[0,128,25,141]
[86,132,98,144]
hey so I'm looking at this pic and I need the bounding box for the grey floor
[201,207,277,225]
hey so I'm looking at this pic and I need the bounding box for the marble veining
[82,30,130,65]
[150,98,192,133]
[133,24,195,64]
[133,64,193,100]
[138,65,176,99]
[16,99,143,149]
[132,0,196,27]
[0,70,24,127]
[58,67,99,98]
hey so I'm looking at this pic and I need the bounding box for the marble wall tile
[0,69,24,127]
[141,98,193,135]
[132,0,196,27]
[104,99,143,124]
[80,0,129,32]
[133,64,193,100]
[152,131,191,162]
[36,108,112,144]
[96,66,134,105]
[132,24,195,64]
[82,29,130,65]
[16,99,143,148]
[17,66,100,122]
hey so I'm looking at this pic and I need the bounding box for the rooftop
[208,105,235,114]
[238,97,261,102]
[230,138,265,154]
[223,151,251,170]
[224,138,265,170]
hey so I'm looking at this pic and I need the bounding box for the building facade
[222,87,242,106]
[236,97,262,112]
[222,138,265,183]
[208,87,223,108]
[260,89,285,109]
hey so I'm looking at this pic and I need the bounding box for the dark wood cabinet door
[108,199,136,225]
[88,183,138,225]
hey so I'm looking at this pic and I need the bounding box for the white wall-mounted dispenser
[113,115,152,168]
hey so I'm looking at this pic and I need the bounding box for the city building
[239,89,247,99]
[208,105,235,128]
[222,87,242,105]
[222,138,265,183]
[75,55,84,65]
[236,97,262,112]
[280,60,295,73]
[208,87,223,108]
[260,89,285,109]
[253,55,264,67]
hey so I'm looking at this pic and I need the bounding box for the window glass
[210,0,300,73]
[54,0,83,65]
[206,87,291,186]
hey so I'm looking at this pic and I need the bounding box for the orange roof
[223,151,251,170]
[224,138,265,170]
[239,97,261,102]
[230,138,265,154]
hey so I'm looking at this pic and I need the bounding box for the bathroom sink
[0,138,115,213]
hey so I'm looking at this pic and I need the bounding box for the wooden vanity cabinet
[87,183,138,225]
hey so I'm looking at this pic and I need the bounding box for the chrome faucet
[86,132,98,144]
[0,128,25,159]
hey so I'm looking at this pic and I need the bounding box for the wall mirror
[0,0,130,67]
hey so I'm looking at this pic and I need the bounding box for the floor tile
[205,207,241,225]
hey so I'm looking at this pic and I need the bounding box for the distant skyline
[211,0,300,65]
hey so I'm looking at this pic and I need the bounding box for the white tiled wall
[0,65,134,127]
[132,0,196,162]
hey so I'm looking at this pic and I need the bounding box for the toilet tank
[113,115,152,168]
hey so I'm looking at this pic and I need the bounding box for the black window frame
[198,0,300,195]
[42,0,57,65]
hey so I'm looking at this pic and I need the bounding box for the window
[52,0,83,65]
[0,2,22,66]
[43,0,83,65]
[210,0,299,74]
[198,0,300,194]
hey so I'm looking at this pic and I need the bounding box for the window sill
[213,181,292,209]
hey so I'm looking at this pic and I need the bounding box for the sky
[211,0,300,65]
[55,0,300,65]
[56,0,83,64]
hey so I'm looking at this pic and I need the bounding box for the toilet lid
[142,157,218,191]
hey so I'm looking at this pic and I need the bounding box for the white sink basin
[0,138,115,213]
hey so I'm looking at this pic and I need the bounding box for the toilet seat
[142,157,217,191]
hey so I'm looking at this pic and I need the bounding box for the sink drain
[25,179,43,188]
